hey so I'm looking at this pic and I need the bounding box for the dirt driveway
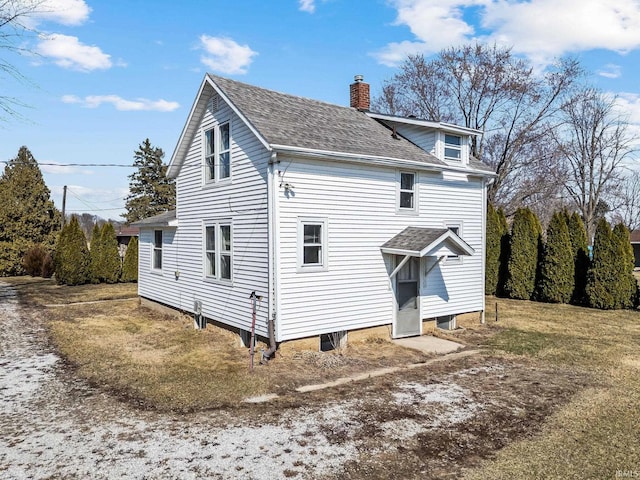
[0,281,587,479]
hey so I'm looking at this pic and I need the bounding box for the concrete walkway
[393,335,464,355]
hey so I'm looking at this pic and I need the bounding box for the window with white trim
[297,218,328,271]
[398,171,416,211]
[444,134,462,161]
[203,121,231,183]
[153,230,163,270]
[445,222,463,263]
[204,222,233,281]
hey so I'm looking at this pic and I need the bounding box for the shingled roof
[210,75,447,166]
[168,75,495,178]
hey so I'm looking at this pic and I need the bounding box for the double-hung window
[398,171,417,212]
[203,121,231,183]
[153,230,163,270]
[444,134,462,161]
[204,222,232,281]
[298,218,328,272]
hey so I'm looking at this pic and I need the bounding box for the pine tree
[485,203,502,296]
[98,223,121,284]
[124,139,175,223]
[54,216,91,286]
[120,236,138,283]
[496,208,510,296]
[612,223,637,309]
[586,218,616,309]
[0,146,60,275]
[505,208,542,300]
[566,212,590,305]
[537,212,574,303]
[89,223,102,283]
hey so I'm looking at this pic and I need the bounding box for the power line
[0,161,137,167]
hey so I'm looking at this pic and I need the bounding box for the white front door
[393,256,421,338]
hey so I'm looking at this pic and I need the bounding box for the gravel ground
[0,281,580,479]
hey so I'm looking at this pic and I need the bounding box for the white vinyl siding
[276,156,485,341]
[138,93,270,338]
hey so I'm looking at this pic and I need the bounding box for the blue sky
[2,0,640,220]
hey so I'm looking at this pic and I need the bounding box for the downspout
[262,150,279,363]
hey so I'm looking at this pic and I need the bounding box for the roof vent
[354,74,364,83]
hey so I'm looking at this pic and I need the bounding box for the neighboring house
[133,74,495,353]
[115,225,139,260]
[631,230,640,268]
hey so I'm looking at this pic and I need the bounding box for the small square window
[445,224,463,262]
[444,134,462,161]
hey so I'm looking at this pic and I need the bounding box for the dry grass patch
[454,297,640,479]
[3,276,137,306]
[48,300,269,411]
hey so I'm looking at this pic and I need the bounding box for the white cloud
[376,0,640,67]
[598,64,623,79]
[36,0,91,26]
[62,94,180,112]
[37,34,112,71]
[198,35,257,75]
[299,0,315,13]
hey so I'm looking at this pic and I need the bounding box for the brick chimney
[350,75,370,111]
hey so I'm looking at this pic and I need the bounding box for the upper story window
[153,230,163,270]
[203,121,231,184]
[398,172,416,212]
[444,134,462,161]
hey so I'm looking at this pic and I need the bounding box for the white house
[134,74,495,355]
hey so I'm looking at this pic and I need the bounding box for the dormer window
[444,134,462,161]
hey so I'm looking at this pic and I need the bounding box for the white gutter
[270,144,496,178]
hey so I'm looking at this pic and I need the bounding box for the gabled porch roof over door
[380,227,475,258]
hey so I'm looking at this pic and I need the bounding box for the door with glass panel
[394,256,421,338]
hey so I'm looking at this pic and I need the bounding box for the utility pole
[61,185,67,228]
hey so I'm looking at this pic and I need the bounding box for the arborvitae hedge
[120,236,138,283]
[485,204,502,295]
[89,223,102,284]
[586,218,617,309]
[566,212,590,305]
[612,223,637,309]
[54,216,91,286]
[537,212,574,303]
[496,208,510,296]
[98,223,121,284]
[505,207,541,300]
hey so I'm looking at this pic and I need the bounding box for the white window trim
[297,217,328,273]
[444,221,463,264]
[203,220,233,283]
[202,120,232,186]
[396,170,418,214]
[151,229,163,273]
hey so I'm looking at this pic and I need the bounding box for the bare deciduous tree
[0,0,45,121]
[610,170,640,233]
[373,43,583,208]
[557,88,636,240]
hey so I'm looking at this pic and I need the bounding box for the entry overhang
[380,227,475,258]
